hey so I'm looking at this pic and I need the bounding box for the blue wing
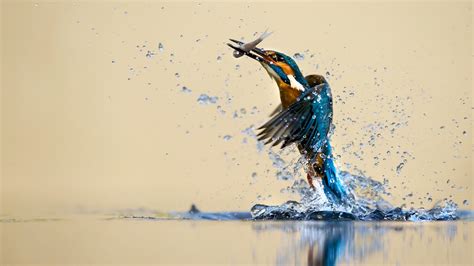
[257,83,333,153]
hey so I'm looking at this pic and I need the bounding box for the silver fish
[233,30,272,58]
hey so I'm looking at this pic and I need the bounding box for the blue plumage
[257,59,348,202]
[321,143,348,202]
[278,53,309,87]
[258,81,348,202]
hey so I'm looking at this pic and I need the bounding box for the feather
[257,83,333,154]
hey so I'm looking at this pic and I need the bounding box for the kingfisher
[228,39,348,202]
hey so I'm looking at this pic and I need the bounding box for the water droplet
[197,94,218,105]
[145,50,155,58]
[276,170,292,180]
[293,53,305,61]
[216,105,226,115]
[256,141,264,152]
[396,161,405,174]
[158,42,164,52]
[251,106,258,114]
[181,86,192,93]
[223,135,232,141]
[216,56,222,62]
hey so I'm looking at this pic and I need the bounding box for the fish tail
[260,29,273,40]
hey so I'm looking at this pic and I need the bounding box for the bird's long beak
[227,38,270,64]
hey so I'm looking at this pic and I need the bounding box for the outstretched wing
[257,83,333,153]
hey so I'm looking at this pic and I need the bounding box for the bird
[228,39,349,202]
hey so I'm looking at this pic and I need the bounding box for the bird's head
[227,39,309,89]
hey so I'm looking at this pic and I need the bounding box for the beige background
[1,1,472,215]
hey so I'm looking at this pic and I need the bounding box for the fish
[233,30,272,58]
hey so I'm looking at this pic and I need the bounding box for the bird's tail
[319,143,348,203]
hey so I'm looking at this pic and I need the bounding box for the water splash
[235,121,461,221]
[107,202,472,222]
[250,171,461,221]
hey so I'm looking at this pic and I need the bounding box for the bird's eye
[271,54,278,61]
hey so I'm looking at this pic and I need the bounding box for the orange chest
[277,82,303,108]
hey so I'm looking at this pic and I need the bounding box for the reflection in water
[252,221,459,266]
[2,211,471,265]
[303,223,353,266]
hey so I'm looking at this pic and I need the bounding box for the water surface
[2,213,473,265]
